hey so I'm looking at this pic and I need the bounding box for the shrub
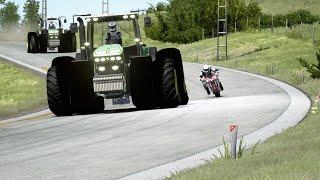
[299,49,320,79]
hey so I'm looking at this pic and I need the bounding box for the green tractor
[46,13,189,116]
[27,17,77,53]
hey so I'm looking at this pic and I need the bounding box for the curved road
[0,42,291,179]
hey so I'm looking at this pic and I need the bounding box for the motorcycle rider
[199,65,224,95]
[105,22,122,45]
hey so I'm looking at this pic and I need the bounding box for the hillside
[248,0,320,15]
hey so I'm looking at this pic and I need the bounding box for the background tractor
[46,13,189,116]
[27,17,77,53]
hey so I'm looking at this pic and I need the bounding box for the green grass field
[145,28,320,179]
[0,61,46,119]
[247,0,320,15]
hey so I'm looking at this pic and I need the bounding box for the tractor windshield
[92,15,141,49]
[48,20,59,30]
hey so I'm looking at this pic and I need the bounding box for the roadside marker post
[229,124,238,159]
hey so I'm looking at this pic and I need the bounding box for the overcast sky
[11,0,163,21]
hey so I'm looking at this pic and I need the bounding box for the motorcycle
[202,71,221,97]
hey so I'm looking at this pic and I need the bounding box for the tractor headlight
[98,66,106,72]
[123,15,129,19]
[93,17,99,22]
[55,36,58,39]
[116,56,122,61]
[134,38,140,42]
[112,65,119,71]
[101,57,106,62]
[110,57,116,61]
[130,15,136,19]
[95,58,100,62]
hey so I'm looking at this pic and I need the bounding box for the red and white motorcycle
[202,71,222,97]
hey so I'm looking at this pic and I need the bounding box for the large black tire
[179,82,189,105]
[130,56,155,109]
[70,34,77,52]
[159,58,181,108]
[47,66,73,116]
[28,35,38,53]
[58,34,66,53]
[39,35,47,53]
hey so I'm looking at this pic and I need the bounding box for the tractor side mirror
[64,19,67,23]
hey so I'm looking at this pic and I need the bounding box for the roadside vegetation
[0,60,46,119]
[246,0,320,16]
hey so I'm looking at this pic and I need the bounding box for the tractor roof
[86,13,139,23]
[47,18,60,21]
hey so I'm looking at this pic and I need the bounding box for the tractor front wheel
[28,35,38,53]
[47,65,73,116]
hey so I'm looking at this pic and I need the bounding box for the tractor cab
[79,13,145,98]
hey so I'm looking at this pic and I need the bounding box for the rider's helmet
[108,22,117,32]
[202,65,210,73]
[49,21,55,29]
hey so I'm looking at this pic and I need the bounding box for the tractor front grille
[93,74,125,92]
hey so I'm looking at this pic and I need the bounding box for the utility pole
[42,0,48,29]
[217,0,228,61]
[102,0,109,15]
[102,0,109,44]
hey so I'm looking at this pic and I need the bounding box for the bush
[299,49,320,79]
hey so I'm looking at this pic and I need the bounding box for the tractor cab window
[93,19,138,49]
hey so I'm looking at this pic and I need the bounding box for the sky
[11,0,163,22]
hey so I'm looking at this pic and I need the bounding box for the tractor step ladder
[217,0,228,61]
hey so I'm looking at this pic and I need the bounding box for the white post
[229,125,238,159]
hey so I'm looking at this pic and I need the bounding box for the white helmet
[203,65,210,73]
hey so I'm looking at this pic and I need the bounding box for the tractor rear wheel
[47,65,73,116]
[39,35,47,53]
[130,56,155,109]
[70,34,77,52]
[159,58,181,108]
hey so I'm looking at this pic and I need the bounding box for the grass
[247,0,320,15]
[0,60,47,119]
[136,27,320,179]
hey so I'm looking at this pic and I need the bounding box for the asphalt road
[0,42,291,179]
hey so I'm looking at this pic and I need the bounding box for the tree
[0,1,20,30]
[0,0,5,4]
[23,0,40,31]
[156,2,167,12]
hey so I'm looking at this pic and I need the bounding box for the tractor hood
[93,44,123,57]
[48,29,59,34]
